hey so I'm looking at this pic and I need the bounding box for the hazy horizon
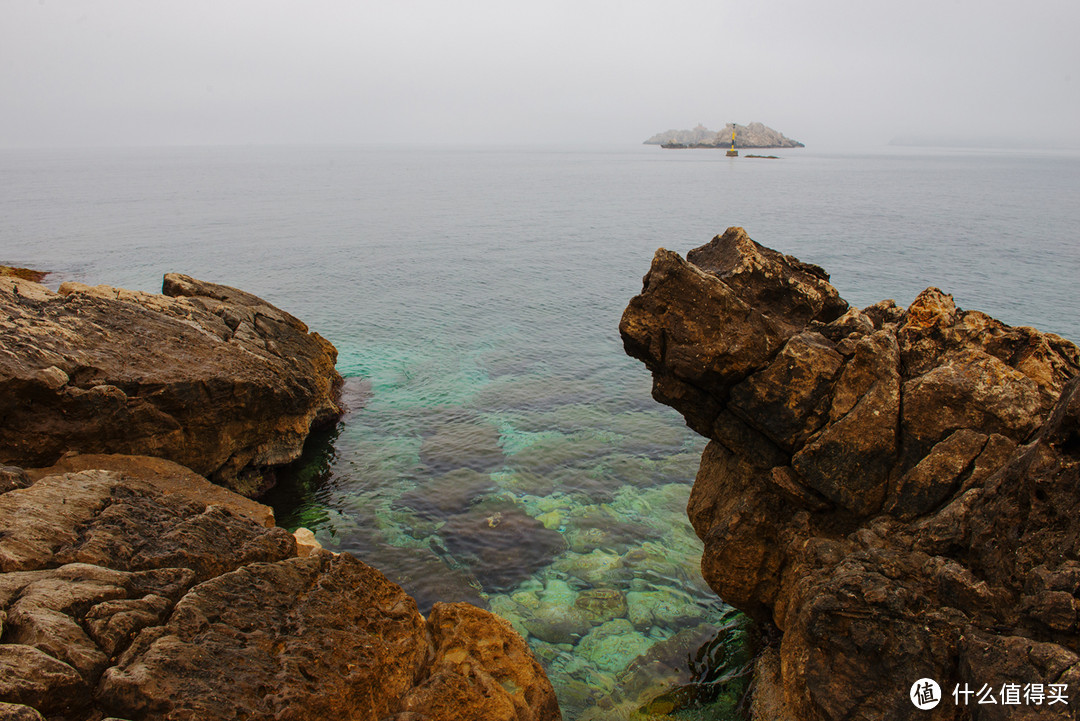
[2,0,1078,150]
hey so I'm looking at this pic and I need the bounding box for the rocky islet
[644,122,805,149]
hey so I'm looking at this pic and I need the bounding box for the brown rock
[26,453,276,527]
[728,332,843,451]
[621,229,1080,721]
[885,428,987,519]
[0,274,343,496]
[0,459,562,720]
[395,602,561,721]
[0,266,47,283]
[0,644,89,717]
[792,330,900,515]
[0,703,46,721]
[620,247,785,435]
[686,227,848,333]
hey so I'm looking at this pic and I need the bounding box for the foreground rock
[0,274,343,496]
[0,456,561,721]
[644,122,804,149]
[621,227,1080,719]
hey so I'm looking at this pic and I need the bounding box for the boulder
[0,274,343,496]
[0,457,561,721]
[621,227,1080,719]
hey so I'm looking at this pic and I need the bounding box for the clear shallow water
[3,144,1079,719]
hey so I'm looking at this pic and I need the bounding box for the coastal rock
[644,122,805,149]
[0,274,343,496]
[621,227,1080,719]
[0,457,561,720]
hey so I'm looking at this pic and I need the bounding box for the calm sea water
[3,144,1079,719]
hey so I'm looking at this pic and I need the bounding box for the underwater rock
[360,543,489,614]
[564,507,660,554]
[0,274,343,497]
[393,467,497,519]
[625,588,702,630]
[621,227,1080,718]
[552,549,625,586]
[0,458,561,720]
[576,619,652,674]
[438,501,567,593]
[419,421,506,473]
[574,588,629,625]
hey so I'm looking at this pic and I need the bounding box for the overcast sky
[2,0,1077,148]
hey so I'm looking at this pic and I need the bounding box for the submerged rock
[621,227,1080,718]
[0,274,343,497]
[439,500,567,593]
[0,456,561,720]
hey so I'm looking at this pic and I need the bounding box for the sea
[3,144,1079,719]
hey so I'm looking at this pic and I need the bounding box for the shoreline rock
[0,455,561,720]
[621,227,1080,719]
[0,266,48,283]
[0,274,344,497]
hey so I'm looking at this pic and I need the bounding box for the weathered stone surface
[0,274,343,496]
[0,703,46,721]
[0,644,89,717]
[728,332,843,451]
[620,245,785,435]
[621,229,1080,719]
[686,227,848,333]
[0,459,561,721]
[394,602,561,721]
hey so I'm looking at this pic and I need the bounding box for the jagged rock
[621,227,1080,719]
[0,274,343,496]
[0,457,561,720]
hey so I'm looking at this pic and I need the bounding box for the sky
[2,0,1078,148]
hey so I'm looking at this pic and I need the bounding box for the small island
[645,122,804,149]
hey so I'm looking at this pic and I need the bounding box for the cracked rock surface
[0,456,560,721]
[621,227,1080,720]
[0,274,343,497]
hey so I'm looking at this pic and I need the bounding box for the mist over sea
[4,144,1078,718]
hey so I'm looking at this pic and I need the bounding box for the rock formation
[644,122,804,149]
[0,455,560,721]
[621,227,1080,719]
[0,273,344,497]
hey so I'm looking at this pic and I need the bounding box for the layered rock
[0,273,344,496]
[644,122,804,148]
[621,227,1080,719]
[0,456,561,721]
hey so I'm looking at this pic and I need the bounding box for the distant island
[645,122,804,149]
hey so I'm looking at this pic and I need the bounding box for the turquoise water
[3,144,1079,719]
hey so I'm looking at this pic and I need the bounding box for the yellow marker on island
[726,125,739,157]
